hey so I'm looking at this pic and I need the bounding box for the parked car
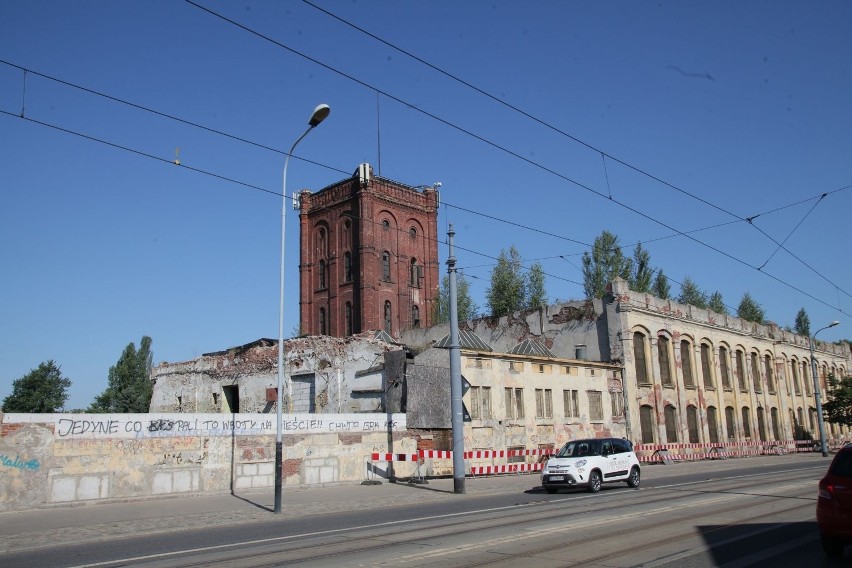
[817,444,852,557]
[541,437,640,494]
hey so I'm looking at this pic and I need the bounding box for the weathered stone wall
[0,412,412,512]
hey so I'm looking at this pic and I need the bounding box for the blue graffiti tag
[0,454,40,471]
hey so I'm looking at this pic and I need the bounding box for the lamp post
[809,320,839,458]
[275,103,330,514]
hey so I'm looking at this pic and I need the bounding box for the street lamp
[275,103,330,514]
[809,320,839,458]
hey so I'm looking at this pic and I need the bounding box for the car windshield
[830,451,852,477]
[556,440,602,458]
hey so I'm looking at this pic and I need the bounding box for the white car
[541,437,641,493]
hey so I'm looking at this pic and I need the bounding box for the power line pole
[447,224,465,493]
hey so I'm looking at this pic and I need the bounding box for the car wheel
[626,466,641,489]
[544,486,558,494]
[587,470,602,493]
[820,535,845,558]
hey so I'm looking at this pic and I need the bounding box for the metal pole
[447,224,465,493]
[809,321,839,458]
[275,105,330,514]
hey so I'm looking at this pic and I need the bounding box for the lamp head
[829,320,840,328]
[309,104,331,127]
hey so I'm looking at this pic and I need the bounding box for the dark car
[817,444,852,557]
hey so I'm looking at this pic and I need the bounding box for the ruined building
[298,163,440,338]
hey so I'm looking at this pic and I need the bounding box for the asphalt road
[2,454,849,567]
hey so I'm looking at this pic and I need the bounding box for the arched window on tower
[381,251,391,282]
[345,302,352,336]
[343,252,352,283]
[318,259,326,289]
[319,308,326,335]
[410,258,420,287]
[384,301,392,333]
[411,305,420,328]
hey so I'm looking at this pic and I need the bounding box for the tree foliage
[486,246,524,317]
[629,242,654,293]
[2,360,71,412]
[433,272,479,324]
[525,262,547,310]
[89,336,153,413]
[582,231,632,299]
[822,373,852,427]
[677,276,707,309]
[737,292,765,324]
[708,291,728,315]
[794,308,811,337]
[652,269,671,300]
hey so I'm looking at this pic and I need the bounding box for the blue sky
[1,1,850,410]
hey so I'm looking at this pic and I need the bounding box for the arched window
[764,354,775,393]
[750,352,762,393]
[382,219,390,231]
[719,345,732,389]
[409,226,417,238]
[384,301,392,333]
[700,343,714,389]
[411,305,420,328]
[664,404,678,443]
[633,332,650,385]
[658,336,673,386]
[343,252,352,283]
[345,302,352,336]
[742,407,752,438]
[803,361,812,396]
[791,359,801,395]
[640,405,655,444]
[317,227,327,256]
[756,407,767,441]
[770,407,780,441]
[797,407,806,437]
[736,350,747,392]
[319,308,326,335]
[687,405,700,443]
[707,406,719,444]
[681,340,695,388]
[725,406,736,440]
[381,251,391,281]
[318,259,326,289]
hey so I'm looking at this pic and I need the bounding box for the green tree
[708,291,728,315]
[822,373,852,427]
[582,231,633,299]
[2,360,71,412]
[737,292,765,324]
[486,246,526,317]
[433,272,479,324]
[678,276,707,308]
[525,262,547,310]
[652,269,671,300]
[794,308,811,336]
[89,336,153,413]
[629,242,653,293]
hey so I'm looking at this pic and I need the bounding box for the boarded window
[701,343,714,389]
[741,407,752,438]
[658,336,673,386]
[640,405,655,444]
[664,404,678,443]
[707,406,720,444]
[681,340,695,388]
[687,405,700,443]
[633,332,649,384]
[791,361,801,395]
[563,390,579,418]
[535,388,553,419]
[751,353,762,393]
[588,391,603,422]
[725,406,736,440]
[764,355,775,393]
[611,391,624,418]
[509,360,524,372]
[720,346,732,389]
[736,350,747,392]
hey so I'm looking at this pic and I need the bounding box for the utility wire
[184,1,851,310]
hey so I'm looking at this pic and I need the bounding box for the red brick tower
[298,164,440,338]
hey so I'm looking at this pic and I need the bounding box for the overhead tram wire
[182,1,851,311]
[300,0,846,264]
[0,108,582,293]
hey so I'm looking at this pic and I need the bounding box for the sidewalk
[0,453,826,553]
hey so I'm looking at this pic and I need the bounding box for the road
[4,456,849,567]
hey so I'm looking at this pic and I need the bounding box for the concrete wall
[0,412,412,512]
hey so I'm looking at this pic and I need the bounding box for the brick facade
[298,164,439,338]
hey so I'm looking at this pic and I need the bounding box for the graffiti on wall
[2,413,406,440]
[1,454,40,471]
